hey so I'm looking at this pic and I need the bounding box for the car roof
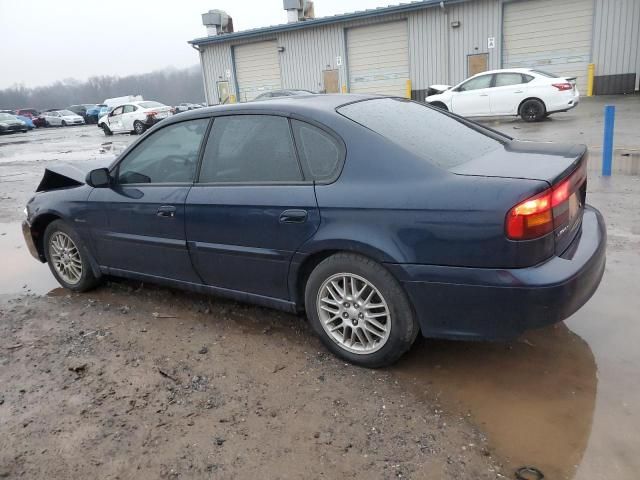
[173,93,381,121]
[470,68,535,77]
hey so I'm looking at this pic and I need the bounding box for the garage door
[347,21,409,97]
[502,0,593,92]
[234,40,281,102]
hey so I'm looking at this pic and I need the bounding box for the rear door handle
[156,205,176,218]
[279,209,308,223]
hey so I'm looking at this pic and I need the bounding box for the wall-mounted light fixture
[451,20,461,28]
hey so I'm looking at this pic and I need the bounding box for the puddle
[392,325,597,479]
[0,223,59,295]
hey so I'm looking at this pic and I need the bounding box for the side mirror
[86,168,111,188]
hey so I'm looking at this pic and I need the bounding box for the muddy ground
[1,96,640,479]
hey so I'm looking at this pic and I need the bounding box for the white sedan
[41,110,85,127]
[426,68,579,122]
[98,101,173,136]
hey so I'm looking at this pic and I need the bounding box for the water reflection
[391,324,597,479]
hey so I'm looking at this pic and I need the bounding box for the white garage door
[502,0,593,92]
[234,40,281,102]
[347,21,409,97]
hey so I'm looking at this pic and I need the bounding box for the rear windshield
[338,98,505,169]
[531,69,559,78]
[139,101,165,109]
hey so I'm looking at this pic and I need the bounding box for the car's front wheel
[305,253,419,368]
[44,220,101,292]
[520,99,546,122]
[133,120,146,135]
[101,124,113,136]
[61,120,67,127]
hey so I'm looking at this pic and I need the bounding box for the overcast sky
[0,0,397,89]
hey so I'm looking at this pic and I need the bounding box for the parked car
[22,95,606,367]
[32,114,48,128]
[174,103,198,113]
[255,89,314,100]
[98,101,173,135]
[15,108,39,119]
[0,113,28,133]
[425,68,579,122]
[85,104,107,124]
[40,110,85,127]
[15,115,35,130]
[68,104,99,123]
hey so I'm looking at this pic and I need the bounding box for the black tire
[133,120,146,135]
[61,120,67,127]
[45,120,50,127]
[304,253,419,368]
[430,101,448,111]
[519,99,546,122]
[101,124,113,136]
[43,220,101,292]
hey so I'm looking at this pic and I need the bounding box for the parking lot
[1,95,639,479]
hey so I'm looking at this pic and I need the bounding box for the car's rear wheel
[133,120,146,135]
[44,220,101,292]
[61,120,67,127]
[520,99,546,122]
[101,124,113,136]
[305,253,419,368]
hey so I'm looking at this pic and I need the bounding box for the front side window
[111,106,124,116]
[123,105,137,114]
[494,73,525,87]
[458,74,493,91]
[117,119,208,184]
[291,120,342,182]
[199,115,302,183]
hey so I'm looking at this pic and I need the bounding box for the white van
[103,95,143,108]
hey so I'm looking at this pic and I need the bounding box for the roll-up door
[502,0,593,92]
[347,21,409,97]
[234,40,282,102]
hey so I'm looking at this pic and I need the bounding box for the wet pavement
[1,100,639,479]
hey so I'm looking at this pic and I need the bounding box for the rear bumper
[547,92,580,114]
[387,205,606,340]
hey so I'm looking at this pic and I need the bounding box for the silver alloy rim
[49,232,83,285]
[316,273,391,355]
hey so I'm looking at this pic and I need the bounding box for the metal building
[189,0,640,105]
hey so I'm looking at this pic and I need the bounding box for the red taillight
[506,163,586,241]
[552,83,573,91]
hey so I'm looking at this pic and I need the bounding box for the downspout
[440,1,451,86]
[191,43,210,105]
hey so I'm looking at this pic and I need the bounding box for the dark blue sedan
[22,95,606,367]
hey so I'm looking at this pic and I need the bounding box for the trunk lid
[451,140,588,254]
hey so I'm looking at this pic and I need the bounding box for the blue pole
[602,105,615,176]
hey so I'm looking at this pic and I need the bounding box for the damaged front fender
[36,159,112,192]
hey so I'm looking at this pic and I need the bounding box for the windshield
[338,98,506,169]
[139,101,165,109]
[59,110,75,116]
[0,113,16,121]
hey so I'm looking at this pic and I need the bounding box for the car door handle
[514,90,524,93]
[279,209,308,223]
[156,205,176,218]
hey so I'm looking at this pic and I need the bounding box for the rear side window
[338,98,505,169]
[494,73,524,87]
[291,120,343,182]
[199,115,303,183]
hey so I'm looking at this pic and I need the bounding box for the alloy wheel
[316,273,391,354]
[49,231,83,285]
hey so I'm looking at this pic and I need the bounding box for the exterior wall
[592,0,640,93]
[196,0,640,103]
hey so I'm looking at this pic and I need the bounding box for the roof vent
[283,0,315,23]
[202,10,234,36]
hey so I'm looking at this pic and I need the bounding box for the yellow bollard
[406,79,412,99]
[341,84,347,94]
[229,94,237,104]
[587,63,595,97]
